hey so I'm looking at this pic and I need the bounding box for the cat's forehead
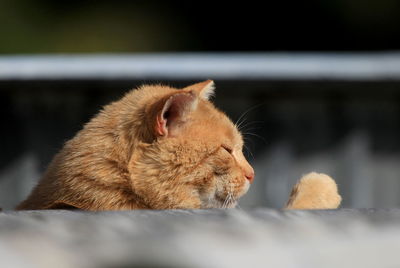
[196,101,243,145]
[226,122,243,147]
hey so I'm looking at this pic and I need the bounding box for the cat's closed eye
[221,145,233,154]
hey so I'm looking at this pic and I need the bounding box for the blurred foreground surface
[1,208,400,268]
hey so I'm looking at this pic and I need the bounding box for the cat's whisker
[243,143,255,160]
[222,194,229,209]
[228,194,234,208]
[234,109,248,129]
[224,184,235,209]
[237,120,264,132]
[235,116,248,132]
[223,196,229,209]
[223,197,230,209]
[225,192,234,209]
[240,123,264,161]
[240,126,264,135]
[234,103,264,131]
[228,193,233,205]
[241,132,267,145]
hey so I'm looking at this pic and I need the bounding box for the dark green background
[1,0,400,54]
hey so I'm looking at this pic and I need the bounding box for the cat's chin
[220,200,238,209]
[201,195,238,209]
[202,180,250,209]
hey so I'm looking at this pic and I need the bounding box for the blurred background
[1,0,400,209]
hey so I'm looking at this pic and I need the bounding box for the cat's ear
[184,80,215,100]
[155,91,198,137]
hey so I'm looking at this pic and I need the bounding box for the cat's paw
[285,172,341,210]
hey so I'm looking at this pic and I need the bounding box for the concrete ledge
[0,209,399,267]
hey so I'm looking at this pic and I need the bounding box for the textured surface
[1,209,400,268]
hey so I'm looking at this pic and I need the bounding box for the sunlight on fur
[286,172,342,209]
[17,81,341,211]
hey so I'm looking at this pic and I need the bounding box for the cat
[17,81,341,211]
[17,80,254,210]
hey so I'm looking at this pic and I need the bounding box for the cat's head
[127,81,254,209]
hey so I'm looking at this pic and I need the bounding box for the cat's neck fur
[18,85,179,210]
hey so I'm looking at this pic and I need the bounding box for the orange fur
[17,81,341,211]
[285,172,342,209]
[17,81,254,210]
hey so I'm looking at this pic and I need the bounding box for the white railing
[1,53,400,80]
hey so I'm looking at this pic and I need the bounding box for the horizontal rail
[1,53,400,81]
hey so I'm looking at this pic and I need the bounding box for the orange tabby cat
[17,81,341,211]
[17,81,254,210]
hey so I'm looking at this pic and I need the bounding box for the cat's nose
[235,151,254,183]
[245,169,255,183]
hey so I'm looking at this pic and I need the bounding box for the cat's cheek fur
[128,139,219,209]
